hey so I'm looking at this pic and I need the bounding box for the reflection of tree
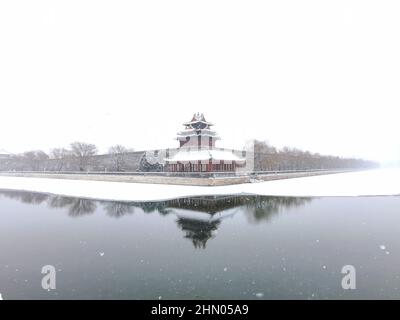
[136,202,171,215]
[102,200,172,217]
[50,195,136,218]
[67,198,97,217]
[48,195,76,208]
[176,218,221,249]
[47,195,97,217]
[0,191,98,217]
[103,202,134,218]
[242,196,312,224]
[0,190,49,204]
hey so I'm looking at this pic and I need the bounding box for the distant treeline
[0,140,379,172]
[0,142,144,172]
[253,140,379,171]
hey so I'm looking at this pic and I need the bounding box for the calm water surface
[0,190,399,299]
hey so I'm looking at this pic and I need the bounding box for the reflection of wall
[166,195,254,213]
[0,190,312,247]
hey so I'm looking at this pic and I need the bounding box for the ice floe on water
[0,168,399,202]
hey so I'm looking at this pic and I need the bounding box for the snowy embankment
[0,169,399,201]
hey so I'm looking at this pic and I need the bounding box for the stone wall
[0,169,352,186]
[0,151,146,172]
[0,148,252,173]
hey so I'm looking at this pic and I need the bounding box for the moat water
[0,190,399,299]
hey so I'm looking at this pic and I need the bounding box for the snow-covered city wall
[0,169,399,202]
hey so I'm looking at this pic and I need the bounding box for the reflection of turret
[168,196,312,248]
[176,217,221,249]
[0,191,313,242]
[166,195,251,213]
[167,196,242,249]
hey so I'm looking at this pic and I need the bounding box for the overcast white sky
[0,1,399,163]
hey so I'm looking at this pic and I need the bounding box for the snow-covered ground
[0,169,399,201]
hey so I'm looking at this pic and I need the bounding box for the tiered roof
[177,113,220,141]
[183,113,213,128]
[166,113,246,164]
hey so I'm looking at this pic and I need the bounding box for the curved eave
[183,120,214,126]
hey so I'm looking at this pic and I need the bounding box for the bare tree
[22,150,49,171]
[70,142,98,171]
[254,140,277,171]
[253,140,378,171]
[50,148,72,172]
[108,145,130,172]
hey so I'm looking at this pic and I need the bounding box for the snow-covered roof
[183,112,213,126]
[173,207,239,222]
[165,149,245,163]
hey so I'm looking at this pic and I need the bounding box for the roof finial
[193,112,205,121]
